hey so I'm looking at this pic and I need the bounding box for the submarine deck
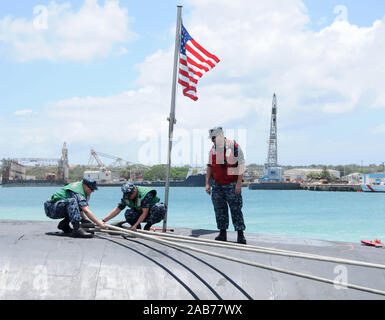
[1,220,385,300]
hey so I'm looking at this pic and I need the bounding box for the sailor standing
[205,127,247,244]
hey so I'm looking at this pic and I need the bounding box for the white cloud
[372,124,385,134]
[3,0,385,164]
[0,0,137,62]
[14,109,34,116]
[317,16,328,26]
[372,94,385,108]
[118,46,129,56]
[134,0,385,121]
[45,87,168,143]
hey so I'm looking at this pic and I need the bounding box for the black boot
[215,229,227,241]
[71,227,93,238]
[58,217,72,234]
[71,221,93,238]
[144,223,152,231]
[237,230,246,244]
[80,218,95,228]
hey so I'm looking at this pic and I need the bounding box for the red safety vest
[209,139,239,185]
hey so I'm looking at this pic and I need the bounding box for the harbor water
[1,186,384,243]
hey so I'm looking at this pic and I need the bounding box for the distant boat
[249,181,301,190]
[99,169,206,187]
[361,173,385,192]
[1,179,66,187]
[360,184,385,192]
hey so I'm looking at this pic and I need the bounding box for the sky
[0,0,385,167]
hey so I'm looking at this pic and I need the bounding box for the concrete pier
[301,184,361,192]
[1,220,385,300]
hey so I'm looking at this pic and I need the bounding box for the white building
[283,168,340,182]
[342,172,362,184]
[83,167,112,183]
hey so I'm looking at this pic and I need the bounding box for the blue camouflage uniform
[118,191,166,227]
[211,181,245,231]
[44,190,88,229]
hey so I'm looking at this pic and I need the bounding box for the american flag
[178,23,220,101]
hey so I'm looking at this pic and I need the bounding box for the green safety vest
[126,186,159,213]
[51,181,87,202]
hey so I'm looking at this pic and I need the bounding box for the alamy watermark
[33,5,48,30]
[334,5,349,23]
[137,128,247,168]
[333,265,348,290]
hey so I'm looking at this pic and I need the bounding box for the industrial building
[83,167,112,184]
[1,142,69,186]
[283,168,341,182]
[342,172,363,184]
[1,160,26,181]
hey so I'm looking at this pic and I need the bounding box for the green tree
[171,166,189,180]
[306,172,321,180]
[143,165,189,181]
[144,165,167,181]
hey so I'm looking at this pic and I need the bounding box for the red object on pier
[361,239,384,247]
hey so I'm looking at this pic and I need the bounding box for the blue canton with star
[180,24,193,55]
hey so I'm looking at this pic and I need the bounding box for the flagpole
[163,5,182,233]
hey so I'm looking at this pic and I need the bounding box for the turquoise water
[1,186,384,243]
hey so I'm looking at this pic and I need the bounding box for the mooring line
[92,228,253,299]
[100,224,385,297]
[140,231,385,270]
[95,234,200,300]
[96,225,385,271]
[121,235,224,300]
[139,237,254,300]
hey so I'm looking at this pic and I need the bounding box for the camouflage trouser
[211,182,245,231]
[44,198,82,228]
[124,202,166,226]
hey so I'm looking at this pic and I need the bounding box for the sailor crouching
[102,183,166,231]
[44,178,105,238]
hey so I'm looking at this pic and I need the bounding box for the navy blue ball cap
[82,178,98,191]
[121,182,135,197]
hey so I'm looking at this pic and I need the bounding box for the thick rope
[102,224,385,297]
[97,224,385,271]
[139,232,385,270]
